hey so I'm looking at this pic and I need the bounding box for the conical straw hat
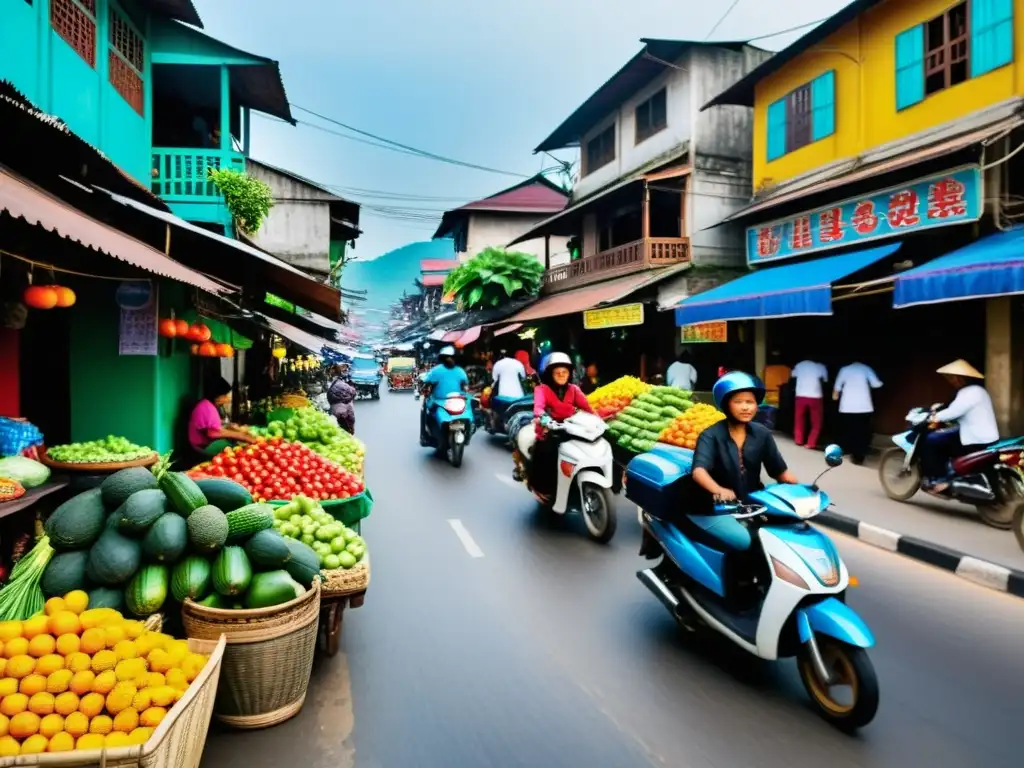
[936,359,983,378]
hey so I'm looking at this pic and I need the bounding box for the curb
[816,510,1024,599]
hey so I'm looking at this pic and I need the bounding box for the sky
[193,0,854,260]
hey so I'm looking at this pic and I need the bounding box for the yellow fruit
[173,688,184,703]
[0,713,6,737]
[34,653,65,677]
[123,620,145,640]
[9,710,40,739]
[0,659,6,678]
[63,711,89,738]
[127,726,153,745]
[28,692,55,716]
[4,638,28,659]
[92,649,118,673]
[6,654,34,679]
[0,735,18,756]
[113,640,138,662]
[39,713,64,738]
[105,731,131,747]
[76,733,106,750]
[44,597,66,617]
[78,692,105,718]
[115,657,147,682]
[47,731,76,752]
[147,648,172,674]
[80,628,106,655]
[106,682,137,715]
[112,707,139,733]
[0,623,22,643]
[139,707,166,728]
[93,669,117,694]
[55,633,81,656]
[48,611,81,637]
[89,714,113,734]
[63,590,89,615]
[181,653,207,682]
[131,689,152,711]
[54,691,79,716]
[47,669,74,694]
[149,685,176,707]
[104,625,127,648]
[70,670,95,696]
[20,734,48,754]
[139,672,164,689]
[0,693,28,716]
[0,678,17,697]
[19,673,47,696]
[21,616,49,640]
[79,608,119,631]
[166,640,189,665]
[65,651,91,673]
[165,668,188,692]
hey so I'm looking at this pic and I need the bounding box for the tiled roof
[420,259,460,272]
[459,179,569,213]
[421,274,447,287]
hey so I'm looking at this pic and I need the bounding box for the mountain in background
[341,239,456,312]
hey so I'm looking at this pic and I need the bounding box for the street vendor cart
[386,357,416,392]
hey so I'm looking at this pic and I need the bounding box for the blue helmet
[712,371,765,413]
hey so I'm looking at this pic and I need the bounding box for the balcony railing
[542,236,689,293]
[151,148,244,202]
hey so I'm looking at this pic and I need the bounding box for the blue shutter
[766,99,787,161]
[810,70,836,141]
[972,0,1014,77]
[895,25,925,110]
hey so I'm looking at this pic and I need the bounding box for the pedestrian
[666,350,698,390]
[791,359,828,449]
[832,361,883,464]
[580,362,600,395]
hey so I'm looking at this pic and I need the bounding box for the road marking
[448,519,484,558]
[494,472,519,488]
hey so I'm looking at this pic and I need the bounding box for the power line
[704,0,742,40]
[745,16,830,42]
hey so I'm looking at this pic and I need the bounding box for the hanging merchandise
[189,323,212,342]
[175,317,190,336]
[159,318,179,338]
[51,285,76,307]
[199,341,218,357]
[215,343,235,358]
[23,285,58,309]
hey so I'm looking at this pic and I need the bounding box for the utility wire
[704,0,742,40]
[745,16,831,42]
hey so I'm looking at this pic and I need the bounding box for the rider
[420,345,469,445]
[921,359,999,493]
[489,348,527,427]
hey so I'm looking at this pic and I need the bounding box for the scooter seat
[682,514,752,552]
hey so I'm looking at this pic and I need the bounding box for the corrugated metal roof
[502,272,661,324]
[140,0,203,27]
[0,169,226,294]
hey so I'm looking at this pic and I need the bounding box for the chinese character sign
[681,322,727,343]
[582,303,645,330]
[745,166,981,264]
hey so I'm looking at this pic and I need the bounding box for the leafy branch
[442,247,544,309]
[208,168,274,235]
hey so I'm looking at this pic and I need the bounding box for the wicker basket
[181,581,321,730]
[321,554,370,598]
[0,635,226,768]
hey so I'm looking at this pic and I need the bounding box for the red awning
[492,323,523,336]
[442,330,462,343]
[454,325,481,348]
[0,169,227,294]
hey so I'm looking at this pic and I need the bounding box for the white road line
[494,472,519,488]
[448,519,485,558]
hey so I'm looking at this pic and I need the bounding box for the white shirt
[833,363,883,414]
[935,384,1000,445]
[491,357,526,399]
[666,362,697,390]
[792,360,828,398]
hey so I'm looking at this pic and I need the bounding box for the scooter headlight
[787,542,840,587]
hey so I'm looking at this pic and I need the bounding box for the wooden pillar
[679,178,688,238]
[544,235,550,271]
[641,182,651,240]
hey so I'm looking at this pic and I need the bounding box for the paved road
[202,390,1024,768]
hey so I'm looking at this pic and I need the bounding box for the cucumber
[171,556,212,602]
[244,529,292,569]
[212,546,252,597]
[41,550,90,597]
[283,538,322,588]
[86,529,142,586]
[125,564,169,616]
[158,472,207,516]
[45,488,107,551]
[197,592,230,609]
[116,489,168,536]
[225,504,274,542]
[101,468,159,511]
[244,571,305,609]
[194,478,252,512]
[142,513,188,563]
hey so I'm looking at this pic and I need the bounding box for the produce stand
[317,555,370,657]
[39,451,159,472]
[0,475,69,520]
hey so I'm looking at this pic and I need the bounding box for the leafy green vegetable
[0,457,50,488]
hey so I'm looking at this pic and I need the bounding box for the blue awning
[893,228,1024,308]
[674,243,902,326]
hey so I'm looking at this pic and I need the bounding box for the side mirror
[824,444,844,468]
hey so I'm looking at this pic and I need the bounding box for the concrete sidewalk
[778,437,1024,596]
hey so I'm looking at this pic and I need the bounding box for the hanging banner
[118,281,158,356]
[583,302,645,330]
[746,166,983,264]
[681,321,727,343]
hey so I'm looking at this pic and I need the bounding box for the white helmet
[540,351,572,374]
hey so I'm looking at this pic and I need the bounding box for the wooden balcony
[151,147,245,203]
[542,237,689,294]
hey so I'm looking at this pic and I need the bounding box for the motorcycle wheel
[448,441,464,468]
[878,448,921,501]
[580,485,617,544]
[1013,503,1024,552]
[797,638,879,731]
[976,472,1021,529]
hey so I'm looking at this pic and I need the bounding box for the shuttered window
[50,0,96,68]
[895,25,926,109]
[971,0,1014,77]
[810,70,836,142]
[766,99,787,161]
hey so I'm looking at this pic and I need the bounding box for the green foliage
[442,248,544,309]
[208,168,274,235]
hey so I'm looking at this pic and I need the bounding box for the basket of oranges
[0,590,225,768]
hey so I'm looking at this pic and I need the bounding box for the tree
[443,247,544,310]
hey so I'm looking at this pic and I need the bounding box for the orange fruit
[0,659,6,677]
[46,668,74,694]
[113,708,138,734]
[127,726,153,745]
[70,670,95,695]
[92,649,117,673]
[6,653,33,677]
[8,710,40,739]
[0,622,22,643]
[165,668,188,691]
[20,734,48,754]
[104,625,126,648]
[65,651,92,673]
[0,693,28,716]
[38,713,64,738]
[21,616,49,640]
[113,639,138,660]
[19,673,46,696]
[63,590,89,615]
[34,654,64,677]
[43,597,66,616]
[47,731,76,752]
[149,685,176,707]
[139,707,166,728]
[79,609,118,631]
[0,713,7,737]
[55,633,80,656]
[139,672,164,689]
[78,692,105,718]
[75,733,106,751]
[132,689,152,711]
[54,691,80,716]
[0,678,18,697]
[28,692,55,716]
[4,638,28,658]
[48,611,81,637]
[63,711,89,738]
[106,682,137,714]
[89,714,113,735]
[80,628,106,655]
[115,658,147,682]
[93,669,117,694]
[146,648,173,674]
[0,735,18,756]
[105,731,131,747]
[123,620,146,640]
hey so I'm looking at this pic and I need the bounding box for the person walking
[791,359,828,449]
[832,361,883,464]
[666,350,698,390]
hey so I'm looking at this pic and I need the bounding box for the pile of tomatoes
[191,438,365,502]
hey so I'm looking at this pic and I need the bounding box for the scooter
[422,392,474,468]
[628,443,879,731]
[511,411,617,543]
[484,394,535,441]
[878,406,1024,529]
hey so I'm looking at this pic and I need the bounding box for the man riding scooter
[419,346,469,446]
[486,348,528,432]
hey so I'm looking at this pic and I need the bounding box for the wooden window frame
[50,0,97,68]
[785,83,812,154]
[924,1,970,96]
[108,3,145,116]
[635,87,668,145]
[584,124,616,176]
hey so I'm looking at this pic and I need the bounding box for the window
[766,71,834,161]
[50,0,96,68]
[786,84,812,153]
[635,88,667,144]
[585,124,616,175]
[109,6,145,115]
[925,2,969,96]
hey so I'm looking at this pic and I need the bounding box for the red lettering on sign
[756,226,781,258]
[818,208,845,243]
[927,178,967,219]
[887,189,921,227]
[851,201,879,235]
[790,216,813,250]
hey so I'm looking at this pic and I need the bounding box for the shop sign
[681,321,727,343]
[746,166,982,264]
[118,281,158,356]
[583,303,645,330]
[115,280,153,310]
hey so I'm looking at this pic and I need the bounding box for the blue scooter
[626,443,879,731]
[484,394,535,444]
[423,392,474,468]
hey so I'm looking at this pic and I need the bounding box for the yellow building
[674,0,1024,440]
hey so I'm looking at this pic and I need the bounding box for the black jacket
[692,420,788,502]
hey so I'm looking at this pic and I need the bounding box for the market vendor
[188,376,258,457]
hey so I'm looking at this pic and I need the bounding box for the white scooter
[512,411,617,543]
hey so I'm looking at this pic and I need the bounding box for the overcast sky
[194,0,854,259]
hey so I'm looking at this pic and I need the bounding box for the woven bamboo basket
[181,581,321,730]
[0,635,226,768]
[321,554,370,598]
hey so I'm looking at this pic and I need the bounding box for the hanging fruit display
[174,318,190,336]
[198,341,217,357]
[188,323,212,342]
[159,318,179,338]
[215,343,235,358]
[51,286,76,308]
[23,285,58,310]
[190,344,200,356]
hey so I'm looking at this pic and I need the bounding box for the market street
[202,390,1024,768]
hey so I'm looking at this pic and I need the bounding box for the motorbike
[878,406,1024,529]
[628,443,878,731]
[413,372,426,401]
[483,393,535,441]
[510,411,617,543]
[422,392,474,468]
